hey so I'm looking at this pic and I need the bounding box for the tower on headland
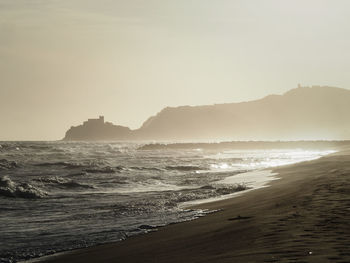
[83,116,105,126]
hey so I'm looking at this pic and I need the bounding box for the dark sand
[38,150,350,263]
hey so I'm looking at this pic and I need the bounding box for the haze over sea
[0,141,334,262]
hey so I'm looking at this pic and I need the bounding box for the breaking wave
[83,166,116,174]
[0,176,47,199]
[34,161,84,169]
[34,177,95,189]
[129,166,163,171]
[165,165,207,171]
[201,183,249,195]
[0,159,19,170]
[171,183,250,203]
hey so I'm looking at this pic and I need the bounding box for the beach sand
[38,149,350,263]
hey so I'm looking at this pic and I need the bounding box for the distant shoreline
[139,140,350,150]
[2,140,350,153]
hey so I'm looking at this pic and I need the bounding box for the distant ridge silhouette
[64,116,132,141]
[63,86,350,141]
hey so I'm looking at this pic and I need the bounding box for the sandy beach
[37,149,350,263]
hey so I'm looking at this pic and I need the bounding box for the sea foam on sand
[181,169,279,207]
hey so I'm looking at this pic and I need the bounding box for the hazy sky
[1,0,350,140]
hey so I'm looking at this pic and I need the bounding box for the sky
[1,0,350,140]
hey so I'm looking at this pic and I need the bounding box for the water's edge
[23,151,333,263]
[0,143,333,263]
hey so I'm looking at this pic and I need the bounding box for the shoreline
[26,169,280,263]
[33,148,350,262]
[180,169,279,208]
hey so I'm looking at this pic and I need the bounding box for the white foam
[181,169,279,207]
[79,181,194,195]
[218,169,279,188]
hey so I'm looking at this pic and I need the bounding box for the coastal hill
[63,86,350,141]
[64,116,132,141]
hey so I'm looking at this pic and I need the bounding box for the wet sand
[39,149,350,263]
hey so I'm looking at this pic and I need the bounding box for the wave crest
[0,176,47,199]
[165,165,206,171]
[34,177,95,189]
[0,159,19,170]
[84,166,116,174]
[168,183,250,204]
[34,161,84,169]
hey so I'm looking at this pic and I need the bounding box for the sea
[0,141,335,262]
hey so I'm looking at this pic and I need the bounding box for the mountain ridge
[63,86,350,141]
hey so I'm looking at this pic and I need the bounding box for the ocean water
[0,142,334,262]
